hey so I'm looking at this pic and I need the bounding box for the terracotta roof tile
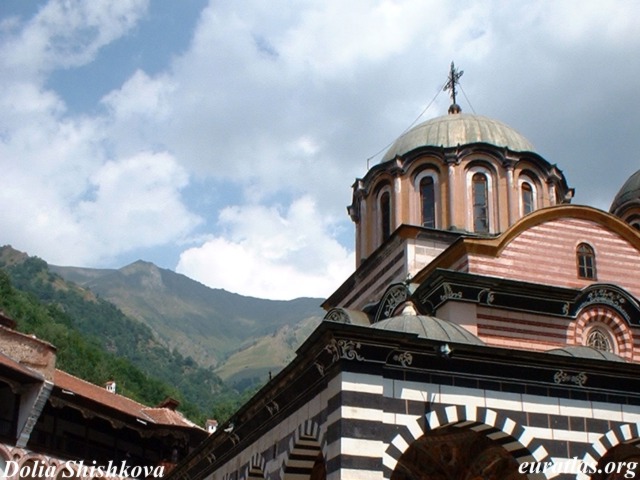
[53,370,202,430]
[142,408,200,428]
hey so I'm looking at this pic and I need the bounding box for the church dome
[547,345,626,362]
[371,314,484,345]
[381,113,535,162]
[610,169,640,215]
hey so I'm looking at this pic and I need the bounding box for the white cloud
[102,70,175,121]
[0,147,200,266]
[100,69,177,158]
[0,82,109,265]
[2,0,640,298]
[78,151,201,253]
[1,0,149,78]
[278,0,428,76]
[0,0,196,267]
[176,197,354,300]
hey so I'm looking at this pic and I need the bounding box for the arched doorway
[591,444,640,480]
[391,426,528,480]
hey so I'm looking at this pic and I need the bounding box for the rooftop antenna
[443,61,463,114]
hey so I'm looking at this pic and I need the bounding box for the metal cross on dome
[443,61,464,105]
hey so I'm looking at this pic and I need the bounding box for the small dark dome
[547,345,626,362]
[610,169,640,215]
[371,314,484,345]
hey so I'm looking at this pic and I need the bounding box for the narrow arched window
[577,243,596,279]
[472,173,489,233]
[380,191,391,241]
[420,176,435,228]
[521,182,534,215]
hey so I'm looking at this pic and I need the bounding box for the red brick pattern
[476,308,570,351]
[467,218,640,297]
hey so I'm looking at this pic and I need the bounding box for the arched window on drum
[414,170,439,229]
[521,182,534,215]
[375,185,393,243]
[472,172,489,233]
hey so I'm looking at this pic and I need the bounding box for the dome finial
[444,61,464,115]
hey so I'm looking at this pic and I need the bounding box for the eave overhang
[47,377,206,443]
[411,268,640,326]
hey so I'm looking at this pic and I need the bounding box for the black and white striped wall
[207,369,640,480]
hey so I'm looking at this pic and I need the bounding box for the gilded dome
[381,113,535,162]
[610,169,640,215]
[371,314,484,345]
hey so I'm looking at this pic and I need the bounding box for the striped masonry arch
[383,403,549,479]
[243,452,267,479]
[281,419,325,480]
[578,423,640,480]
[568,306,633,360]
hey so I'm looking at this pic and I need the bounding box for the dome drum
[349,111,572,265]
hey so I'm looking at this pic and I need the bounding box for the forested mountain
[0,270,208,422]
[0,245,325,422]
[0,247,236,423]
[49,259,324,377]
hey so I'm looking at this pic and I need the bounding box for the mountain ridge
[48,256,325,381]
[1,244,326,394]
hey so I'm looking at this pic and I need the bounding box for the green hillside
[0,246,234,423]
[1,245,328,413]
[50,260,324,369]
[215,315,321,390]
[0,267,213,421]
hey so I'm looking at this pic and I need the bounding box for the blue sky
[1,1,640,299]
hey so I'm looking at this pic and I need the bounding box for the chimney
[157,397,180,411]
[205,419,218,434]
[105,381,116,393]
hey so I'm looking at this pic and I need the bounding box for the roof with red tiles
[53,369,202,430]
[142,407,198,427]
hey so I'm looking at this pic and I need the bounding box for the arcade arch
[391,425,528,480]
[282,435,325,480]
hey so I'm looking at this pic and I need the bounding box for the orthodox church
[169,65,640,480]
